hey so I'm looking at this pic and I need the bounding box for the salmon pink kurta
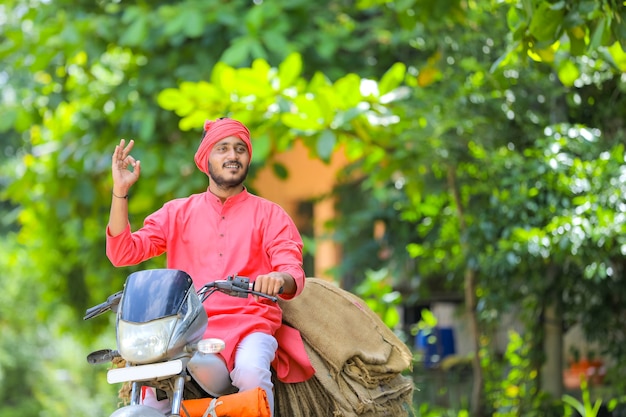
[106,188,314,383]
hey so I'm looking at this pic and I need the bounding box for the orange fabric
[182,387,270,417]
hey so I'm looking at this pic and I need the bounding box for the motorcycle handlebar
[84,274,283,320]
[83,290,123,321]
[198,275,282,303]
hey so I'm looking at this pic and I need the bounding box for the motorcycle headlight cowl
[117,316,178,364]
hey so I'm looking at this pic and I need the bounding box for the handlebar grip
[198,276,282,303]
[84,302,108,320]
[83,290,123,320]
[250,282,284,295]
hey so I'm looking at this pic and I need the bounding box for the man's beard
[208,161,248,189]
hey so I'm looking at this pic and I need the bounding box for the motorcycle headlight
[117,316,178,364]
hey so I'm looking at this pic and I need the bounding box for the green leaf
[161,6,186,37]
[333,73,363,109]
[281,113,310,130]
[589,17,607,50]
[308,71,332,91]
[194,81,222,102]
[244,3,264,33]
[262,29,290,55]
[528,3,564,43]
[420,308,438,328]
[567,28,587,56]
[278,52,303,90]
[252,133,271,163]
[180,109,206,131]
[157,88,185,111]
[211,63,237,94]
[316,37,339,59]
[160,85,195,117]
[248,37,267,60]
[119,15,149,47]
[220,37,252,66]
[182,8,205,38]
[557,60,580,87]
[272,162,289,179]
[233,66,273,97]
[562,394,586,416]
[383,307,400,328]
[281,96,324,130]
[612,17,626,51]
[506,6,524,33]
[316,129,336,162]
[606,42,626,72]
[378,62,406,96]
[406,243,425,257]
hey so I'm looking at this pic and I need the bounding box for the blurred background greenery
[2,0,626,416]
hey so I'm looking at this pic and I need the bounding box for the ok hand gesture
[112,139,141,193]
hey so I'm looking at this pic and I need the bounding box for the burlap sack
[275,278,414,417]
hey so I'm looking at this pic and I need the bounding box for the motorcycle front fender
[110,405,167,417]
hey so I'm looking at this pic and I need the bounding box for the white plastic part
[107,359,183,384]
[197,338,226,354]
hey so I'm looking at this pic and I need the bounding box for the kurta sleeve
[106,209,169,267]
[264,209,306,299]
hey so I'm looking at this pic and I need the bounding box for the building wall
[252,140,348,279]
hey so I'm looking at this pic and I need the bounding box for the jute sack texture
[275,278,415,417]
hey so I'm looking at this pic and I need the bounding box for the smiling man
[105,117,314,416]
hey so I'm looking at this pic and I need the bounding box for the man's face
[207,136,250,188]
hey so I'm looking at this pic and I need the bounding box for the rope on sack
[201,398,223,417]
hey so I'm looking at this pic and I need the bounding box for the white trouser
[142,332,278,416]
[141,386,171,414]
[230,332,278,416]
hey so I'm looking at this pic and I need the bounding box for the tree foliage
[2,0,626,416]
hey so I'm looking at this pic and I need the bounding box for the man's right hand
[112,139,141,194]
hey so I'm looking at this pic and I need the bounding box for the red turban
[194,118,252,175]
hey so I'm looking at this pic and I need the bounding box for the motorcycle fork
[130,381,142,405]
[126,373,187,415]
[170,374,186,416]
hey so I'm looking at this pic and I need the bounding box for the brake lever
[248,289,279,303]
[249,281,283,303]
[197,276,249,302]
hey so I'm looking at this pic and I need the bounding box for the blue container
[416,327,455,368]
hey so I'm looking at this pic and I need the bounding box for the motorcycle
[84,268,277,417]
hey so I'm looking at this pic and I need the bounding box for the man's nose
[225,147,239,159]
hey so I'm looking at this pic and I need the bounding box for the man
[106,117,314,415]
